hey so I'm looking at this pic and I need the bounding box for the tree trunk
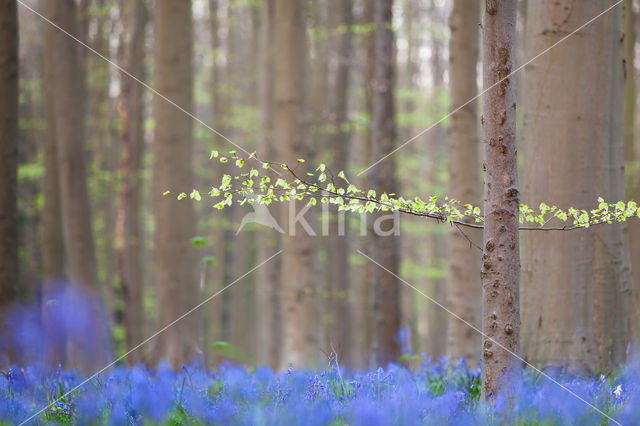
[624,0,640,306]
[481,0,520,399]
[446,0,482,363]
[0,0,18,363]
[326,0,354,365]
[44,0,110,370]
[255,0,281,369]
[116,0,146,365]
[521,0,635,373]
[370,0,401,366]
[152,0,199,368]
[275,0,320,368]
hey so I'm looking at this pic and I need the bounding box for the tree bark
[255,0,281,369]
[521,0,635,373]
[0,0,18,362]
[116,0,146,365]
[326,0,354,366]
[275,0,320,368]
[447,0,482,363]
[152,0,199,368]
[480,0,520,399]
[370,0,401,366]
[624,0,640,307]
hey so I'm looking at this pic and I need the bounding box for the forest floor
[1,356,637,425]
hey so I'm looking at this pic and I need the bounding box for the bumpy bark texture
[370,0,401,365]
[447,0,482,363]
[152,0,199,368]
[275,0,320,368]
[481,0,520,399]
[521,0,635,372]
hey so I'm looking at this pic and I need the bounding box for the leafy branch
[166,150,640,231]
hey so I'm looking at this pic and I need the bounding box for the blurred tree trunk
[624,0,640,305]
[116,0,147,365]
[370,0,401,365]
[350,0,375,369]
[424,0,448,359]
[152,0,199,368]
[275,0,320,368]
[255,0,281,369]
[326,0,353,365]
[0,0,18,362]
[481,0,519,399]
[446,0,481,363]
[521,0,635,373]
[44,0,110,370]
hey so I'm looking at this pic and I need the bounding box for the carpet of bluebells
[1,355,639,425]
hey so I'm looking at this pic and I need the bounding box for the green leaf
[201,256,216,265]
[190,236,207,246]
[177,192,187,200]
[190,189,202,201]
[210,150,219,159]
[163,190,171,196]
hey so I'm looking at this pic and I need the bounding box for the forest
[1,0,640,424]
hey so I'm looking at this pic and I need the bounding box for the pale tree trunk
[521,0,635,373]
[206,0,229,357]
[446,0,481,363]
[0,0,18,363]
[275,0,320,368]
[326,0,354,365]
[481,0,519,399]
[44,0,110,370]
[350,0,376,369]
[255,0,281,369]
[116,0,146,365]
[370,0,401,366]
[152,0,199,368]
[424,0,448,359]
[624,0,640,304]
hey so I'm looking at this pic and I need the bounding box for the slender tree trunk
[116,0,146,365]
[521,0,635,373]
[326,0,354,365]
[0,0,18,363]
[255,0,281,369]
[447,0,482,363]
[481,0,520,399]
[152,0,199,368]
[275,0,320,368]
[370,0,401,366]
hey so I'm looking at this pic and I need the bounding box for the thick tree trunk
[326,0,354,365]
[44,0,98,292]
[370,0,401,366]
[152,0,199,368]
[521,0,635,373]
[447,0,482,363]
[116,0,146,365]
[255,0,281,369]
[481,0,520,399]
[0,0,18,363]
[44,0,110,370]
[624,0,640,305]
[275,0,320,368]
